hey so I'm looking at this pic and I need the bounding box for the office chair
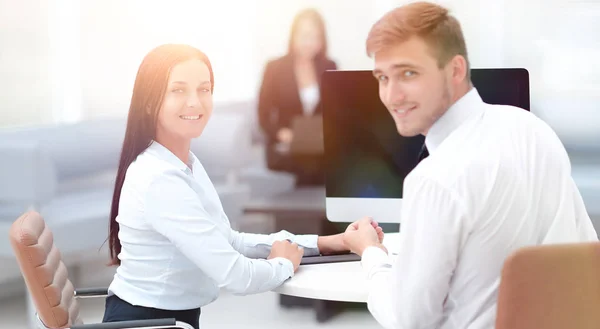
[496,242,600,329]
[9,211,194,329]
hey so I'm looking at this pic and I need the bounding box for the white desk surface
[274,232,400,303]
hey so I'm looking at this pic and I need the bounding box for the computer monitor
[322,68,530,223]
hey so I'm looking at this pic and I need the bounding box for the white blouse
[299,84,320,116]
[108,141,320,310]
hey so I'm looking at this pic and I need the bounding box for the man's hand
[348,217,385,244]
[343,217,387,256]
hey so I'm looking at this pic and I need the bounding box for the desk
[274,233,400,303]
[245,187,345,322]
[244,187,399,322]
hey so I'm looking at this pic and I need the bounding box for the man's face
[373,37,454,137]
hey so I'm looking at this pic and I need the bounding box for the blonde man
[343,2,598,328]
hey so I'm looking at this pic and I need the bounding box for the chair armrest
[0,141,57,203]
[70,318,194,329]
[74,287,109,298]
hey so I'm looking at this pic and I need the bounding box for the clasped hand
[343,217,387,257]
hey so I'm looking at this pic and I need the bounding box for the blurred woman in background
[257,8,337,186]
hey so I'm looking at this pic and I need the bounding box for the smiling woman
[108,44,215,267]
[101,43,356,329]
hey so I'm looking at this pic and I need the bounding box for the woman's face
[293,18,323,60]
[155,59,213,145]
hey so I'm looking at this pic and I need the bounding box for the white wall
[502,0,600,147]
[78,0,259,120]
[385,0,600,148]
[253,0,381,72]
[0,0,53,128]
[76,0,386,120]
[1,0,599,149]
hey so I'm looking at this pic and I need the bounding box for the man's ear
[451,55,468,84]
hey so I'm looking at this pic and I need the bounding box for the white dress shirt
[361,88,598,329]
[108,141,320,310]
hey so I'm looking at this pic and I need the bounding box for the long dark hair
[287,8,329,61]
[108,44,214,266]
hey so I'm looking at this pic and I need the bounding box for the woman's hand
[277,128,294,143]
[317,219,385,255]
[317,233,347,255]
[268,240,304,272]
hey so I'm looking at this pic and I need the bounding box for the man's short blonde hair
[367,1,470,79]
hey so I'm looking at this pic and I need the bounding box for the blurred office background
[0,0,598,328]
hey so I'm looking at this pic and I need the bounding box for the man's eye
[404,71,416,77]
[172,89,184,93]
[378,75,388,82]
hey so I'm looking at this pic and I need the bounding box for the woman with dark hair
[103,44,378,329]
[258,8,338,186]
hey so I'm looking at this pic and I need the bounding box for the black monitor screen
[322,68,530,198]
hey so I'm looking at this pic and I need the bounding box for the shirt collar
[146,140,195,174]
[425,87,484,153]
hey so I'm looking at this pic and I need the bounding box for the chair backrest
[496,242,600,329]
[9,211,82,328]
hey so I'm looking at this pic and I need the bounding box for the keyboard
[300,253,361,265]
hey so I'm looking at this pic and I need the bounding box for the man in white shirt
[342,2,599,329]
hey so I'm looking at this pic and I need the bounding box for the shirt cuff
[290,234,320,257]
[271,257,295,278]
[361,246,391,279]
